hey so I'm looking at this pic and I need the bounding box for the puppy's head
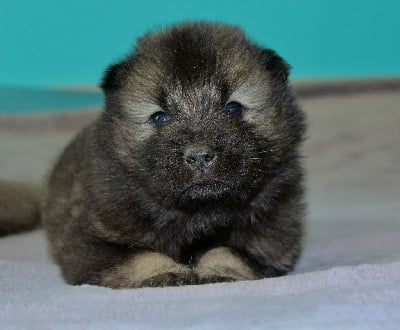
[100,22,305,212]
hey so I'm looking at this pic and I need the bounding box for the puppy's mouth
[178,180,234,210]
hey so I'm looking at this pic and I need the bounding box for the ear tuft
[100,60,130,92]
[260,49,291,83]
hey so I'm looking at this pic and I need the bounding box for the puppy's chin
[177,180,241,212]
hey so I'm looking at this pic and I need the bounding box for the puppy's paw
[195,247,260,285]
[140,271,199,288]
[101,251,198,289]
[198,273,239,284]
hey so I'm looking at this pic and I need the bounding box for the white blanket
[1,91,399,329]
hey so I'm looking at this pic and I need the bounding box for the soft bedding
[1,81,399,329]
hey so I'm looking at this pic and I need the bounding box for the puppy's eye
[225,101,243,116]
[150,111,170,125]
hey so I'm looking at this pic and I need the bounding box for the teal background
[1,0,399,87]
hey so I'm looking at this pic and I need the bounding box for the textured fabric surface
[0,89,399,329]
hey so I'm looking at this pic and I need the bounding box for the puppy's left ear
[259,49,291,83]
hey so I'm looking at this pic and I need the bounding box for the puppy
[1,22,306,288]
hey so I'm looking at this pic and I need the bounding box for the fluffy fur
[0,180,41,236]
[2,22,306,288]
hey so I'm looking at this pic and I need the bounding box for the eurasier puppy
[1,22,306,288]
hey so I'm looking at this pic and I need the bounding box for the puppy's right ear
[100,60,130,93]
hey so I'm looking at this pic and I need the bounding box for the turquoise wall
[1,0,399,87]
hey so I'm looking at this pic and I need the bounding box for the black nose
[184,145,216,171]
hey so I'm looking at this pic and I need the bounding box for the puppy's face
[101,23,304,212]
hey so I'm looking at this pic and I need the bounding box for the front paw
[195,247,260,285]
[139,271,199,288]
[198,274,239,284]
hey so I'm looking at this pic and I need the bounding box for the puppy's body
[5,22,306,288]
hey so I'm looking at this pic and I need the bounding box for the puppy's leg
[56,228,198,289]
[195,247,261,284]
[102,251,198,289]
